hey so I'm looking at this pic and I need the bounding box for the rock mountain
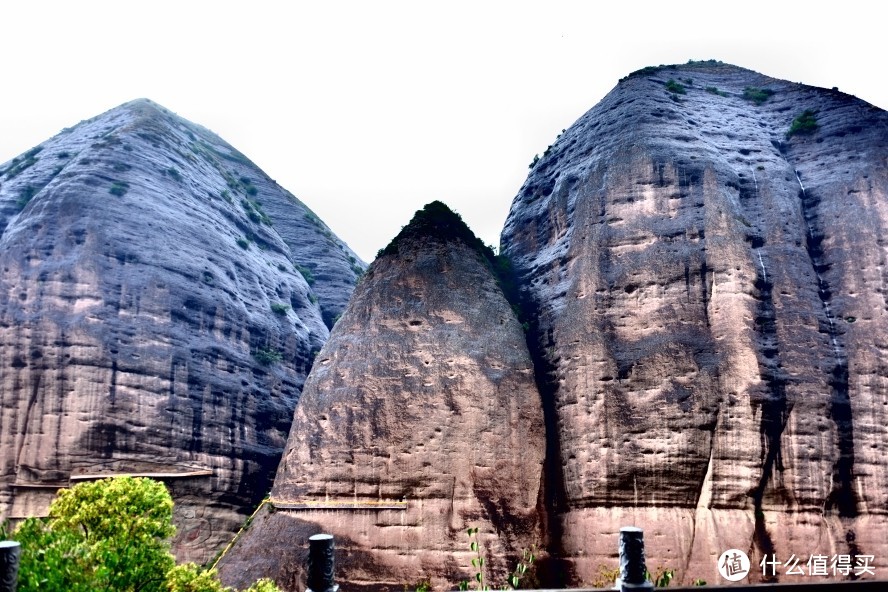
[220,61,888,589]
[501,60,888,585]
[0,98,364,562]
[220,203,545,590]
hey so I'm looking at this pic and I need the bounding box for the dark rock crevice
[791,169,859,519]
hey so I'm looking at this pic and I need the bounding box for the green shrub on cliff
[786,109,819,138]
[664,79,686,94]
[743,86,775,105]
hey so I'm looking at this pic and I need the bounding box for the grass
[664,79,686,94]
[743,87,775,105]
[786,109,819,138]
[705,86,728,97]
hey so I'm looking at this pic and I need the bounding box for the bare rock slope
[0,99,364,562]
[501,61,888,584]
[219,202,545,591]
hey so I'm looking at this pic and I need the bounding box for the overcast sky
[2,1,886,262]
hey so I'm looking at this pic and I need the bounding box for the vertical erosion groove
[750,258,789,571]
[794,171,858,519]
[496,252,568,587]
[789,168,863,578]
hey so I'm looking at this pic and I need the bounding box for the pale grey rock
[0,99,362,562]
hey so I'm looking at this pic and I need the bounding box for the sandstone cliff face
[0,99,363,562]
[501,62,888,584]
[219,203,545,591]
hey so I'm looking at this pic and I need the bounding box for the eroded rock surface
[219,203,545,591]
[501,62,888,584]
[0,99,363,562]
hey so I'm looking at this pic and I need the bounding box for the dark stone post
[306,534,338,592]
[0,541,21,592]
[618,527,653,591]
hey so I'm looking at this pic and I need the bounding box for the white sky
[2,1,886,262]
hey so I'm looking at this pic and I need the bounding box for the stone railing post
[0,541,21,592]
[306,534,338,592]
[617,527,653,591]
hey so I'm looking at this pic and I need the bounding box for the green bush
[110,181,130,196]
[166,168,182,181]
[295,264,316,286]
[743,87,775,105]
[705,86,728,97]
[253,346,282,365]
[242,199,271,224]
[271,302,290,315]
[786,109,819,138]
[3,155,38,179]
[664,79,686,94]
[236,237,250,250]
[166,563,227,592]
[17,186,37,210]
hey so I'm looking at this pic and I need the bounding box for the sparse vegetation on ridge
[705,86,728,97]
[379,201,495,262]
[2,148,41,179]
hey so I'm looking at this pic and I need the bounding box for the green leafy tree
[244,579,283,592]
[166,563,281,592]
[166,563,228,592]
[6,477,281,592]
[13,476,174,591]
